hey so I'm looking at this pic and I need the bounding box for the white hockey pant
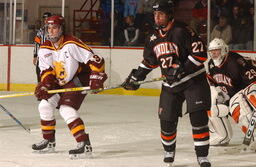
[229,83,256,134]
[38,94,79,124]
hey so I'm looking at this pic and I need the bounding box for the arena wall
[0,45,255,96]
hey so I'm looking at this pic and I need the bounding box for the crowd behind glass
[0,0,254,50]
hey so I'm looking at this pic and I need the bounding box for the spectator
[230,16,251,50]
[190,0,208,43]
[229,5,242,28]
[123,15,139,46]
[210,16,232,45]
[135,0,154,30]
[246,5,254,50]
[124,0,138,17]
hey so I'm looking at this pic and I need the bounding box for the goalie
[206,38,256,147]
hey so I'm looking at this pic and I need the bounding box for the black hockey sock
[160,119,178,152]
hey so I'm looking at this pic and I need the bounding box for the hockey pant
[38,94,88,142]
[160,110,209,157]
[229,83,256,135]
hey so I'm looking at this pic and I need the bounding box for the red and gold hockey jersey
[38,35,104,86]
[207,51,256,97]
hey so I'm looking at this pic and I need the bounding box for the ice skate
[163,151,175,167]
[32,139,56,153]
[69,140,92,159]
[197,157,211,167]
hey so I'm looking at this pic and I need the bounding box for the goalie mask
[45,15,65,43]
[152,0,174,29]
[208,38,229,66]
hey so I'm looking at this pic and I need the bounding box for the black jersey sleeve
[141,33,159,69]
[182,27,207,74]
[232,52,256,84]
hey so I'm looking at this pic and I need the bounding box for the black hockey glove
[121,69,141,90]
[166,65,184,85]
[122,67,151,90]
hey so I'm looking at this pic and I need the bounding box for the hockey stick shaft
[242,95,256,145]
[0,104,30,133]
[0,77,165,99]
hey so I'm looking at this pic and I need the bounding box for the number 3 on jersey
[160,56,173,68]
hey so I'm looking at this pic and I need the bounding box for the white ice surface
[0,94,256,167]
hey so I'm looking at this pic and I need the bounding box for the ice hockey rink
[0,93,256,167]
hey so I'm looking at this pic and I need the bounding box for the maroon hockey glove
[35,75,58,100]
[89,71,107,90]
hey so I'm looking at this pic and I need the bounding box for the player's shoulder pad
[40,40,54,50]
[61,35,92,51]
[229,51,247,67]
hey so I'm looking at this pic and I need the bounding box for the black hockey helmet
[42,12,52,19]
[152,0,174,17]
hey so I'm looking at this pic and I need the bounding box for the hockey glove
[166,64,184,85]
[216,87,230,104]
[121,69,141,90]
[89,71,108,90]
[35,75,58,100]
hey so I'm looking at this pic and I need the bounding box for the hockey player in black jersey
[122,0,211,166]
[206,38,256,148]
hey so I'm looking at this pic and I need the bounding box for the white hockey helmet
[208,38,229,66]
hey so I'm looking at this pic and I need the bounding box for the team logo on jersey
[53,61,67,85]
[150,34,157,42]
[154,42,178,58]
[213,74,232,87]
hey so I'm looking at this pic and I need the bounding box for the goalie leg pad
[209,116,233,146]
[209,104,229,117]
[59,105,79,124]
[230,90,253,134]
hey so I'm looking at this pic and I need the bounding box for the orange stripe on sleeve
[192,55,207,61]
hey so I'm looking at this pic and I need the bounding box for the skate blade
[69,152,93,160]
[33,147,56,154]
[165,162,173,167]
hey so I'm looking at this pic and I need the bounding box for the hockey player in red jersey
[31,15,107,158]
[122,0,211,166]
[206,38,256,148]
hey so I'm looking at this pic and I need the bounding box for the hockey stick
[0,104,30,133]
[0,77,165,99]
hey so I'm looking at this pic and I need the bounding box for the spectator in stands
[100,0,124,45]
[190,0,207,34]
[230,16,251,50]
[124,0,138,17]
[123,15,139,46]
[210,15,232,45]
[190,0,207,44]
[135,0,154,30]
[245,5,254,50]
[229,5,242,28]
